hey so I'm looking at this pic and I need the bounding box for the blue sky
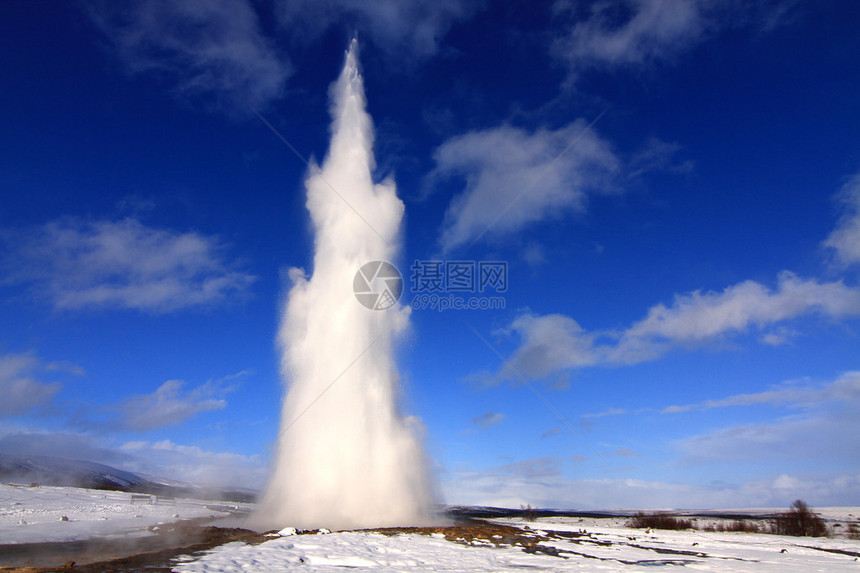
[2,0,859,509]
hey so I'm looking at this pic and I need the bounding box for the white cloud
[551,0,791,80]
[552,0,711,72]
[119,379,229,431]
[663,371,860,414]
[583,407,628,419]
[671,371,860,465]
[2,218,256,312]
[0,353,62,416]
[612,447,639,458]
[759,326,798,347]
[120,439,266,488]
[88,0,290,113]
[496,273,860,382]
[522,242,547,267]
[541,427,563,439]
[617,271,860,352]
[442,463,860,510]
[627,137,694,178]
[430,122,620,252]
[0,428,265,489]
[452,379,860,510]
[44,360,87,377]
[472,412,505,430]
[0,429,134,467]
[678,412,859,465]
[824,172,860,268]
[495,456,563,479]
[274,0,479,62]
[498,313,600,381]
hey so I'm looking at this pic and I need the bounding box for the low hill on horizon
[0,452,256,503]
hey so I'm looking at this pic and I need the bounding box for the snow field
[172,530,585,572]
[173,516,860,572]
[2,485,858,571]
[0,483,251,544]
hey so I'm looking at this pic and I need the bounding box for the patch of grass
[628,512,694,530]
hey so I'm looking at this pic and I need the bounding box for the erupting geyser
[252,41,436,531]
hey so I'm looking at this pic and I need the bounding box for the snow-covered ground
[2,483,858,571]
[175,515,860,572]
[0,483,252,544]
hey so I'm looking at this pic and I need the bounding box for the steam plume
[252,40,435,530]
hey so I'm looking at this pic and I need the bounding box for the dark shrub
[520,503,538,522]
[772,500,828,537]
[712,520,763,533]
[629,512,693,530]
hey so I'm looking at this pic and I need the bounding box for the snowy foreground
[173,516,860,572]
[0,483,251,545]
[2,483,859,571]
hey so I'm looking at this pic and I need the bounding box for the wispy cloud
[824,172,860,268]
[758,326,798,347]
[442,464,860,510]
[663,371,860,414]
[627,137,694,179]
[617,271,860,352]
[495,456,563,479]
[582,407,628,419]
[472,411,505,430]
[88,0,291,114]
[120,439,266,488]
[497,313,600,381]
[0,428,265,489]
[118,378,234,431]
[551,0,793,82]
[2,218,256,313]
[552,0,710,73]
[0,353,63,416]
[679,414,860,464]
[274,0,480,62]
[496,272,860,382]
[0,429,133,466]
[430,121,619,252]
[612,447,639,458]
[541,427,563,439]
[429,127,697,252]
[667,372,860,468]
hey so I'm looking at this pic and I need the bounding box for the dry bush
[726,520,764,533]
[520,503,538,522]
[846,523,860,540]
[703,520,764,533]
[772,499,828,537]
[629,512,693,530]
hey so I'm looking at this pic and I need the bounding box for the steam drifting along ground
[254,39,434,531]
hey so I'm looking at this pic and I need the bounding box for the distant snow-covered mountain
[0,452,256,502]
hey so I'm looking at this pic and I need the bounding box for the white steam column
[253,41,435,531]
